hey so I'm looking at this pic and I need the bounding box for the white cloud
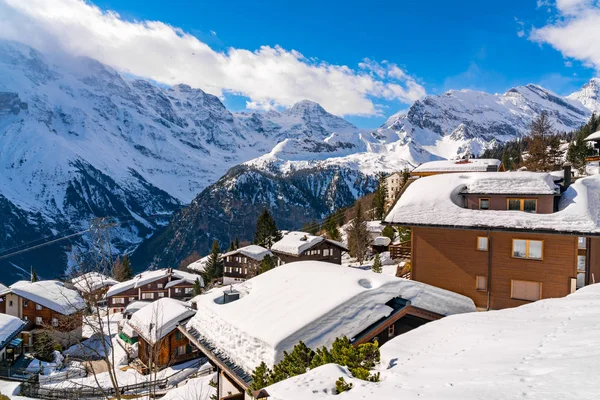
[530,0,600,73]
[0,0,426,116]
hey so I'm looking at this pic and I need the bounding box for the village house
[178,261,474,399]
[127,298,198,373]
[71,272,118,306]
[372,236,392,254]
[271,231,348,265]
[384,167,600,310]
[2,280,86,350]
[410,158,503,177]
[0,313,26,365]
[384,171,406,207]
[105,268,203,313]
[222,245,273,285]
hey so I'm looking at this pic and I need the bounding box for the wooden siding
[464,194,555,213]
[412,227,577,309]
[223,256,262,281]
[138,329,198,371]
[108,274,199,310]
[588,238,600,285]
[274,240,344,265]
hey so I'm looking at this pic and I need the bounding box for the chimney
[563,162,572,189]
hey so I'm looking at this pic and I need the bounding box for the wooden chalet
[584,128,600,162]
[71,272,118,306]
[128,298,199,372]
[271,231,348,265]
[2,280,85,350]
[105,268,203,313]
[384,165,600,310]
[410,158,503,177]
[222,245,273,285]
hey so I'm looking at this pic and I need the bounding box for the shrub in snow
[335,376,353,394]
[381,225,395,241]
[372,254,382,273]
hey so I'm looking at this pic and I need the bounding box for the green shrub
[335,377,353,394]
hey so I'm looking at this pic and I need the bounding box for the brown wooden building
[106,269,203,313]
[271,231,348,265]
[3,280,86,350]
[128,298,198,372]
[223,245,273,285]
[384,167,600,310]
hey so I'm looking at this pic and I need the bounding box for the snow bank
[129,298,195,344]
[265,283,600,400]
[412,158,501,173]
[222,245,272,261]
[271,231,324,255]
[463,171,557,194]
[10,280,85,315]
[161,373,216,400]
[188,261,474,373]
[385,172,600,234]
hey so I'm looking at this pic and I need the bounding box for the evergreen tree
[270,341,315,383]
[228,241,234,251]
[259,254,276,275]
[372,254,382,273]
[567,113,598,173]
[202,240,223,286]
[31,268,39,282]
[501,150,513,171]
[347,202,370,265]
[249,362,272,391]
[335,377,353,394]
[524,111,554,171]
[193,278,202,296]
[235,237,240,250]
[254,209,282,249]
[397,226,412,243]
[33,331,56,362]
[381,225,395,242]
[371,172,387,220]
[322,213,342,240]
[112,254,133,282]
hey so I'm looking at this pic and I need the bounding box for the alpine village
[1,2,600,400]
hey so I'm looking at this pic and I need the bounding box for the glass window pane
[479,199,489,210]
[528,241,543,259]
[578,237,587,249]
[577,255,586,272]
[523,200,537,213]
[477,237,488,251]
[508,199,521,210]
[577,272,585,289]
[513,240,527,258]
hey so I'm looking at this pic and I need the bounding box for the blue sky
[2,0,598,128]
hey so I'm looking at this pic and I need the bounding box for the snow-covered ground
[265,283,600,399]
[0,379,36,400]
[160,372,216,400]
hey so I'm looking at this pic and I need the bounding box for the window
[157,283,164,289]
[35,317,43,325]
[157,292,165,298]
[476,275,487,291]
[52,318,59,327]
[244,257,247,263]
[113,297,125,304]
[141,292,155,300]
[24,316,28,321]
[175,331,184,340]
[176,345,186,356]
[387,324,395,338]
[184,288,193,294]
[479,198,490,210]
[512,239,543,260]
[23,300,28,308]
[476,236,488,251]
[507,198,537,213]
[323,249,330,257]
[511,280,542,301]
[578,237,587,249]
[36,304,42,311]
[175,288,182,294]
[8,301,12,307]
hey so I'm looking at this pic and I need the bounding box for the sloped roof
[106,269,203,297]
[222,245,272,261]
[412,158,502,173]
[584,129,600,141]
[129,298,196,345]
[0,313,26,349]
[9,280,86,315]
[384,172,600,235]
[271,231,324,256]
[71,272,118,294]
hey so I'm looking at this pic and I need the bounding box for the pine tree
[228,241,234,251]
[567,113,598,173]
[371,172,387,220]
[524,111,554,172]
[31,268,39,282]
[372,254,382,273]
[249,362,272,391]
[202,240,223,286]
[254,209,282,248]
[193,278,202,296]
[347,202,370,265]
[112,254,133,282]
[381,225,395,242]
[501,150,513,171]
[259,254,276,275]
[235,237,240,250]
[335,377,353,394]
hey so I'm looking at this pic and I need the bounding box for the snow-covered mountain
[2,39,599,278]
[568,78,600,114]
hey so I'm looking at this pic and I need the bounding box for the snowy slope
[568,78,600,114]
[264,283,600,400]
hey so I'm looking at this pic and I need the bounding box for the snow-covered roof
[373,236,391,246]
[584,129,600,141]
[0,284,10,296]
[186,256,210,273]
[264,283,600,400]
[187,261,475,373]
[9,280,85,315]
[462,171,558,194]
[0,313,26,349]
[271,231,324,256]
[366,221,384,233]
[124,301,152,314]
[129,298,196,345]
[412,158,502,173]
[106,269,203,297]
[222,245,272,261]
[71,272,118,294]
[385,172,600,235]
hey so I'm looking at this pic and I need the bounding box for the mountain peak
[568,78,600,114]
[283,99,327,115]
